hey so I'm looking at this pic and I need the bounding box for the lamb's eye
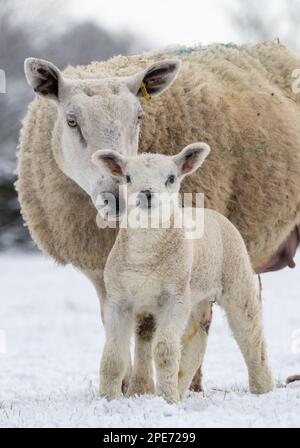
[67,117,78,128]
[126,175,131,184]
[137,112,144,122]
[166,175,175,185]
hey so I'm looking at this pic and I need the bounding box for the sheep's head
[92,143,210,225]
[24,57,181,220]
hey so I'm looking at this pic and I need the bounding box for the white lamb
[92,143,274,403]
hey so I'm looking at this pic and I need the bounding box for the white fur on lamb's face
[122,154,181,219]
[92,142,210,225]
[125,154,180,193]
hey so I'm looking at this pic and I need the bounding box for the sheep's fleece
[17,42,300,271]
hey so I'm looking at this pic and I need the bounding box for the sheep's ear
[92,150,126,178]
[24,58,63,101]
[174,143,211,177]
[126,59,181,99]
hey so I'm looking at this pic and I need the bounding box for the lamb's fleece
[17,42,300,271]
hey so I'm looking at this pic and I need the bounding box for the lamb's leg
[127,314,155,396]
[221,278,273,394]
[100,301,134,401]
[189,301,213,393]
[82,268,132,394]
[122,357,132,394]
[178,301,212,399]
[154,299,189,403]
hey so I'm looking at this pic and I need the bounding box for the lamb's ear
[24,58,63,101]
[126,59,181,99]
[174,143,211,177]
[92,150,126,178]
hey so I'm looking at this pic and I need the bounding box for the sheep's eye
[67,117,78,128]
[137,112,144,122]
[126,175,131,184]
[166,175,175,185]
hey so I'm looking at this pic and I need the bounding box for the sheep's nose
[136,190,152,209]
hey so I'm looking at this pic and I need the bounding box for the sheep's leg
[127,314,155,396]
[100,301,134,401]
[178,301,212,399]
[220,278,273,394]
[189,366,203,392]
[154,299,189,403]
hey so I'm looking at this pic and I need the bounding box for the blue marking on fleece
[172,43,237,56]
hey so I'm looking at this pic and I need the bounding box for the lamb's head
[92,143,210,225]
[24,57,181,219]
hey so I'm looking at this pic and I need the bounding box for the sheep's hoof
[286,375,300,385]
[189,368,203,392]
[121,377,130,395]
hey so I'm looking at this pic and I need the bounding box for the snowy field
[0,252,300,428]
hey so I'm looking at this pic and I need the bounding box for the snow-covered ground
[0,252,299,428]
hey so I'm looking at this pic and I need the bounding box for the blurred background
[1,0,300,251]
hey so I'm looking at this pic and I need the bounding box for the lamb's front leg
[154,299,189,403]
[100,301,134,401]
[221,277,273,395]
[127,313,155,397]
[83,268,132,394]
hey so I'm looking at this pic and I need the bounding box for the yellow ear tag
[140,82,151,101]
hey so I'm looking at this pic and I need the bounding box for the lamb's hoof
[286,375,300,385]
[249,367,274,395]
[250,384,273,395]
[100,393,121,401]
[126,377,155,397]
[100,385,122,401]
[159,392,180,404]
[178,390,186,401]
[156,385,180,404]
[250,372,274,395]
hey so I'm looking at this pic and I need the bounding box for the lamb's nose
[136,190,152,209]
